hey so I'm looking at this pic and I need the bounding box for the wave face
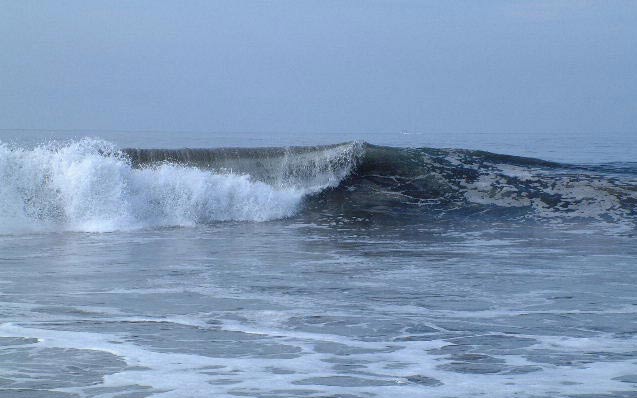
[309,145,637,225]
[0,139,358,233]
[1,139,636,233]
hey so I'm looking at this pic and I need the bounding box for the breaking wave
[0,138,635,233]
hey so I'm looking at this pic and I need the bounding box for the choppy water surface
[0,132,636,397]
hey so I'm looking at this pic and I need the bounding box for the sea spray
[0,139,354,233]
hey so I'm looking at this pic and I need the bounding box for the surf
[0,139,351,233]
[0,138,635,233]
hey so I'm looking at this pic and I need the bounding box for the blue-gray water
[0,131,636,398]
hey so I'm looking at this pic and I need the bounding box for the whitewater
[1,138,635,234]
[0,139,359,233]
[0,132,636,398]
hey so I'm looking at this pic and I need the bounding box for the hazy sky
[1,0,636,134]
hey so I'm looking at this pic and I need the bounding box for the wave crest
[0,139,356,233]
[1,139,635,233]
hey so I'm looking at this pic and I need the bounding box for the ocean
[0,130,636,398]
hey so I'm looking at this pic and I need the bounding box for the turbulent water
[1,139,635,233]
[0,136,636,398]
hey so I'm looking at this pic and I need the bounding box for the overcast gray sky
[1,0,636,134]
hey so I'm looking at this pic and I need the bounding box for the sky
[1,0,636,135]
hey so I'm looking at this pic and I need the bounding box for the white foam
[0,139,346,234]
[3,316,635,398]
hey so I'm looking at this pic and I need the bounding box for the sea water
[0,130,635,398]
